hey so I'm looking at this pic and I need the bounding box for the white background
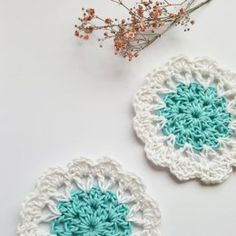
[1,0,236,235]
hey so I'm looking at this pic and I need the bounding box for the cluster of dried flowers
[75,0,211,60]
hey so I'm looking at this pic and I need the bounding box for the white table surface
[1,0,236,235]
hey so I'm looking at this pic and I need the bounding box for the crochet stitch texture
[17,158,161,236]
[134,56,236,184]
[51,186,132,236]
[157,82,232,152]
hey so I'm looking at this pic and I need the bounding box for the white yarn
[17,158,161,236]
[134,56,236,184]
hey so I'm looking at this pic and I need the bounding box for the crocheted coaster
[134,56,236,184]
[17,158,161,236]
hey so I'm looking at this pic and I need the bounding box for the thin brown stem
[75,0,213,60]
[188,0,212,13]
[140,0,212,50]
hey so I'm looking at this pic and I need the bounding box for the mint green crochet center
[156,82,232,152]
[50,186,132,236]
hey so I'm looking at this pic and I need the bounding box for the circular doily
[17,158,161,236]
[134,56,236,184]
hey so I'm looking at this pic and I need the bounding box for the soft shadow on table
[145,150,227,187]
[73,40,135,81]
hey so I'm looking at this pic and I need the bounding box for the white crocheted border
[134,56,236,184]
[17,158,161,236]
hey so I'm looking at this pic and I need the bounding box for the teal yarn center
[156,82,232,152]
[50,186,132,236]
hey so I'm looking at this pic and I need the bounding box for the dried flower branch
[75,0,212,60]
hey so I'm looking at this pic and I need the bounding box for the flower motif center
[156,82,233,152]
[50,186,132,236]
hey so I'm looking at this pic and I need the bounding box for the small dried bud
[179,8,185,15]
[105,18,113,24]
[83,34,89,40]
[136,5,144,17]
[125,31,136,39]
[141,0,150,7]
[86,8,95,16]
[84,27,94,34]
